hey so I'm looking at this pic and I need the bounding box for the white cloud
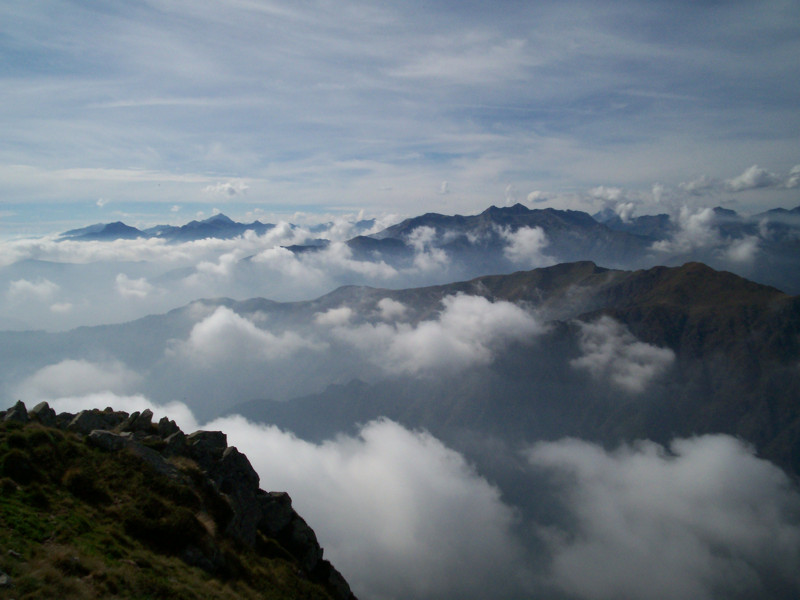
[50,302,74,314]
[376,297,407,321]
[527,190,548,204]
[314,306,354,327]
[588,185,624,202]
[724,165,781,192]
[203,180,249,196]
[406,226,450,273]
[726,235,760,264]
[786,165,800,189]
[680,174,717,195]
[210,416,528,600]
[331,294,544,375]
[15,359,142,401]
[501,226,552,268]
[651,206,718,255]
[170,306,325,365]
[7,277,60,302]
[527,435,800,600]
[438,180,449,195]
[570,316,675,393]
[115,273,154,299]
[614,201,636,222]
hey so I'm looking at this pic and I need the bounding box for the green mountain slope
[0,403,355,600]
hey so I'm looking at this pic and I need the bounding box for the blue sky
[2,0,799,235]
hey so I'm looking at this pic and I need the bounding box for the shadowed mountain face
[2,261,797,474]
[220,261,800,476]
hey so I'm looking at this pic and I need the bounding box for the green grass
[0,420,336,600]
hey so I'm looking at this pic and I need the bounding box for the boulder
[187,431,228,467]
[258,491,295,536]
[87,430,131,452]
[29,402,57,427]
[68,409,128,434]
[3,400,28,424]
[158,416,180,437]
[214,446,262,545]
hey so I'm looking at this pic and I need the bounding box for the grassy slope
[0,420,335,600]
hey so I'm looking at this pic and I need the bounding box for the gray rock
[164,430,187,456]
[287,515,323,573]
[158,416,180,437]
[214,446,262,545]
[258,491,295,536]
[29,401,57,427]
[68,409,128,434]
[87,429,182,482]
[187,430,228,465]
[4,400,28,424]
[118,411,140,432]
[88,430,131,452]
[0,571,11,588]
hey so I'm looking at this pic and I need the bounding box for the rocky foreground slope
[0,401,355,600]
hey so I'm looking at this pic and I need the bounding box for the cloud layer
[527,435,800,600]
[36,395,800,600]
[325,294,544,375]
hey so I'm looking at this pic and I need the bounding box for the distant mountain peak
[203,213,234,224]
[482,203,530,216]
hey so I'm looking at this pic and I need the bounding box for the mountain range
[58,203,800,294]
[5,202,800,599]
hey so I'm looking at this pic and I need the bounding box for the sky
[2,0,800,236]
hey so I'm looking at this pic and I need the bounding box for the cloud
[203,180,249,196]
[11,391,799,600]
[505,184,519,205]
[115,273,154,299]
[570,316,675,393]
[376,297,407,321]
[680,175,718,196]
[614,201,637,222]
[314,306,354,327]
[786,165,800,189]
[15,359,142,401]
[391,37,532,85]
[726,235,760,264]
[724,165,781,192]
[527,190,548,204]
[405,226,450,273]
[588,185,624,202]
[170,306,325,366]
[210,416,528,600]
[438,181,449,195]
[526,435,800,600]
[96,198,108,208]
[50,302,73,314]
[7,277,60,302]
[330,294,544,375]
[651,206,718,255]
[501,226,552,268]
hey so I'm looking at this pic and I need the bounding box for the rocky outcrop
[0,401,355,600]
